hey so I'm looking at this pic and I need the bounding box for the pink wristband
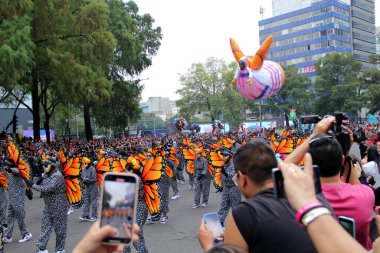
[295,201,323,224]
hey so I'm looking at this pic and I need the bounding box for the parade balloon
[230,35,285,100]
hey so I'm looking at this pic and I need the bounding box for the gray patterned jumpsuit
[81,165,98,218]
[158,172,170,217]
[217,161,241,225]
[194,157,210,206]
[124,178,148,253]
[168,159,179,196]
[4,169,30,239]
[32,169,69,252]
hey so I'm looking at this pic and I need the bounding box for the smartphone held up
[203,212,224,242]
[99,172,139,245]
[272,165,322,199]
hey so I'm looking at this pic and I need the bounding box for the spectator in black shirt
[223,139,332,253]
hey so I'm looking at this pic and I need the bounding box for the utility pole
[259,100,263,128]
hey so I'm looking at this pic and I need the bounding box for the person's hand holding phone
[278,153,318,211]
[198,219,223,252]
[72,221,140,253]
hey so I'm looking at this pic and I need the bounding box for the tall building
[376,26,380,55]
[260,0,376,77]
[351,0,376,70]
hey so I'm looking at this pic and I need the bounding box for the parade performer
[175,152,186,184]
[27,159,69,253]
[193,151,210,208]
[0,168,8,231]
[168,158,180,200]
[217,152,241,225]
[124,152,163,253]
[3,141,32,243]
[80,158,98,222]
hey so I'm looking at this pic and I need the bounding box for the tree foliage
[176,57,232,122]
[314,53,362,116]
[267,65,312,116]
[0,0,162,141]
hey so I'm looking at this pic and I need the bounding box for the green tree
[92,79,143,132]
[176,57,233,123]
[0,1,34,95]
[87,0,162,140]
[314,53,362,116]
[266,65,312,116]
[361,69,380,113]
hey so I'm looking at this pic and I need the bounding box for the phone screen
[339,216,356,239]
[100,173,138,244]
[203,212,224,241]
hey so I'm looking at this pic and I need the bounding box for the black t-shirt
[232,188,332,253]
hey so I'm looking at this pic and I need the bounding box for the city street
[5,178,222,253]
[5,144,361,253]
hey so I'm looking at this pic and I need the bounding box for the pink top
[322,183,375,250]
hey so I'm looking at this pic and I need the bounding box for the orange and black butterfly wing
[269,140,279,152]
[222,138,233,149]
[207,164,215,176]
[281,129,291,139]
[17,157,30,181]
[0,172,8,189]
[185,160,194,175]
[212,168,223,192]
[65,177,82,208]
[59,150,67,164]
[95,157,110,188]
[268,131,277,141]
[208,151,225,168]
[164,165,174,179]
[143,183,160,215]
[275,138,296,154]
[169,154,180,166]
[7,141,30,181]
[296,137,307,147]
[141,156,162,184]
[111,158,127,173]
[182,148,196,160]
[126,156,141,171]
[62,157,82,207]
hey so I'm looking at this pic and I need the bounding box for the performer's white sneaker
[18,232,32,243]
[36,250,48,253]
[67,208,74,215]
[160,216,168,224]
[171,193,180,200]
[2,237,12,243]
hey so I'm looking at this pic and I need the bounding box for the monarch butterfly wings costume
[126,153,163,217]
[61,156,83,208]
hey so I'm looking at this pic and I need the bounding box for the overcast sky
[134,0,380,102]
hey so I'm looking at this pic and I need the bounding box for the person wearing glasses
[223,140,332,253]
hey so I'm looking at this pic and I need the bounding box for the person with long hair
[363,145,380,204]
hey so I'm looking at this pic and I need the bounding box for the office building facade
[260,0,376,77]
[376,27,380,55]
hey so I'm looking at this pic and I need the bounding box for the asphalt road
[4,144,362,253]
[4,177,221,253]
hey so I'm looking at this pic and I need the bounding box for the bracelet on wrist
[295,201,324,224]
[301,207,331,227]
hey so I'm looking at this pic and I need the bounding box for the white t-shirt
[363,161,380,188]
